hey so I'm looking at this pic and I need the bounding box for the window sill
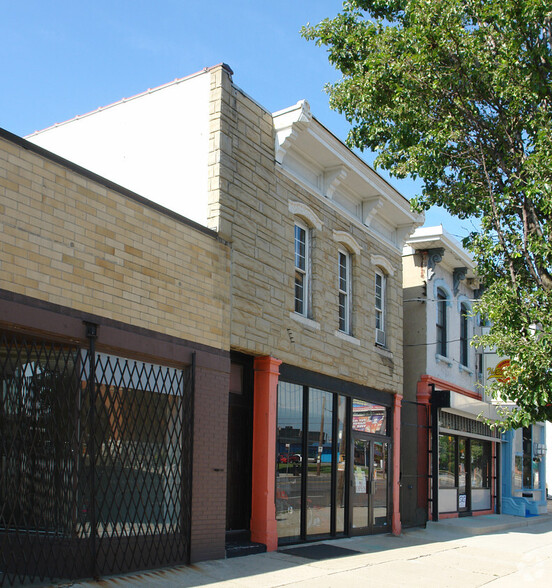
[375,345,393,360]
[290,312,321,331]
[435,353,453,367]
[458,364,473,375]
[334,330,360,346]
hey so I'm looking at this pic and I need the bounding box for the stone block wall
[0,131,231,351]
[207,66,404,395]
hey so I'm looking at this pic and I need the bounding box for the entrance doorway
[438,434,493,516]
[226,359,253,536]
[351,435,389,533]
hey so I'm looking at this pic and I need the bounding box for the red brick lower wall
[190,355,230,562]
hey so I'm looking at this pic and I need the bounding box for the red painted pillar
[250,355,282,551]
[392,393,402,535]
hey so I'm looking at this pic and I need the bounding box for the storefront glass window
[523,427,532,488]
[470,439,491,489]
[439,435,456,488]
[276,382,303,540]
[352,400,386,435]
[306,388,334,537]
[533,425,543,489]
[336,395,347,534]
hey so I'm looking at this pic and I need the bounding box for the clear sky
[1,0,476,240]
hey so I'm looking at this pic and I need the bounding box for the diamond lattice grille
[0,331,193,586]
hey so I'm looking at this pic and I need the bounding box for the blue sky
[1,0,476,239]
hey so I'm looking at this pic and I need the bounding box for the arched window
[338,247,352,334]
[375,269,386,347]
[290,201,322,319]
[436,288,448,357]
[460,302,469,367]
[333,231,360,336]
[294,220,310,316]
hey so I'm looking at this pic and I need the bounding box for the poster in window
[354,468,366,493]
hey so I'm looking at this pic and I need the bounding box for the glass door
[352,437,370,531]
[351,434,389,533]
[372,441,389,529]
[458,437,469,513]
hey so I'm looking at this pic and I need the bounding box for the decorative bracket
[396,222,422,248]
[275,100,311,164]
[426,248,445,281]
[453,267,468,295]
[324,166,348,200]
[362,197,383,227]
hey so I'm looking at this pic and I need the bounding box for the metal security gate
[399,399,430,528]
[0,328,193,586]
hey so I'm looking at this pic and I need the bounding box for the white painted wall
[28,72,211,226]
[424,263,478,392]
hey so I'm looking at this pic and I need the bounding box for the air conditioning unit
[376,328,386,347]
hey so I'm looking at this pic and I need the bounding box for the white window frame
[375,270,386,347]
[460,302,470,367]
[436,287,448,357]
[338,248,352,334]
[294,221,310,317]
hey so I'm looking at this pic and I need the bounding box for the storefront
[438,428,496,516]
[501,424,548,516]
[275,367,395,545]
[431,392,501,519]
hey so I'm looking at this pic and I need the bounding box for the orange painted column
[392,393,402,535]
[250,355,282,551]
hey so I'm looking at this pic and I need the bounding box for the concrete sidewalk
[70,511,552,588]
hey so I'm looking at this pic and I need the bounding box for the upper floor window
[375,270,386,347]
[460,302,469,367]
[294,222,310,316]
[436,288,448,357]
[338,248,351,333]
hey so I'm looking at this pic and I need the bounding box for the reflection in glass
[514,455,523,490]
[470,439,491,489]
[352,438,369,529]
[523,427,532,488]
[372,441,388,528]
[438,435,456,488]
[276,382,303,541]
[92,384,182,533]
[306,389,333,537]
[352,400,386,435]
[457,438,469,511]
[335,396,347,534]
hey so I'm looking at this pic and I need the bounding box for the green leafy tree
[303,0,552,427]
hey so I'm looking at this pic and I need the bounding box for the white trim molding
[289,200,323,231]
[332,230,362,255]
[290,312,321,331]
[334,329,360,346]
[371,254,395,277]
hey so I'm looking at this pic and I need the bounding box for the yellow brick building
[1,64,422,584]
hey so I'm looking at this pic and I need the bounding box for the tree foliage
[303,0,552,426]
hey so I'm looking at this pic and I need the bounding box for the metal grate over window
[0,329,193,586]
[439,411,500,440]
